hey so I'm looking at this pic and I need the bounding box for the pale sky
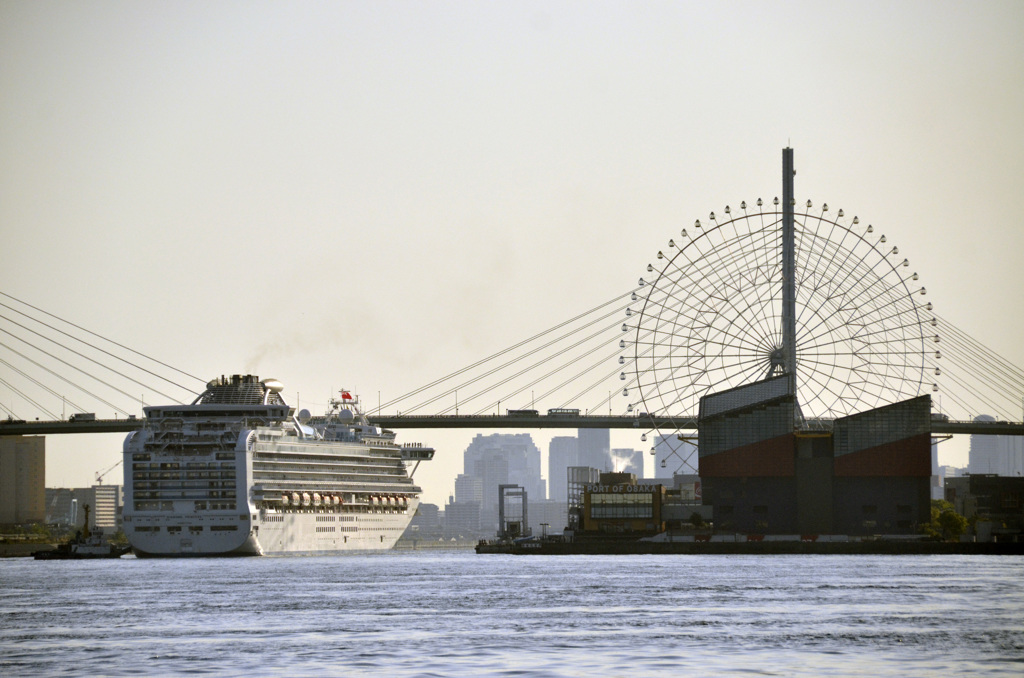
[2,1,1023,507]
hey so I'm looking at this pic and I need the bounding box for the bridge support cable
[544,351,638,415]
[0,301,201,394]
[0,292,205,384]
[0,376,60,420]
[0,356,89,414]
[0,328,171,411]
[923,314,1024,421]
[0,317,183,404]
[933,315,1024,394]
[419,306,627,416]
[470,328,627,416]
[0,340,135,418]
[384,291,637,415]
[0,292,202,420]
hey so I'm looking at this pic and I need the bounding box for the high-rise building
[931,438,943,501]
[406,502,442,539]
[451,433,545,536]
[444,497,481,536]
[463,433,544,504]
[547,436,578,503]
[970,415,1024,476]
[529,500,569,535]
[578,429,610,471]
[92,484,123,533]
[453,474,483,503]
[0,436,45,524]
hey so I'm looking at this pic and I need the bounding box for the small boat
[33,505,129,560]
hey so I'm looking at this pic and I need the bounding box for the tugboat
[33,505,130,560]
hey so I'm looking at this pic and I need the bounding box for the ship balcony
[400,445,435,461]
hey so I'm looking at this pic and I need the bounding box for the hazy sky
[2,1,1023,506]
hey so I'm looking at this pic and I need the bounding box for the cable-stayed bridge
[2,279,1022,442]
[3,150,1024,455]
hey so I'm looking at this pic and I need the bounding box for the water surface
[2,552,1022,676]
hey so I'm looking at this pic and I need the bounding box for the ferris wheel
[624,194,938,451]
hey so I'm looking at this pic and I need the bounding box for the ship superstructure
[122,375,433,557]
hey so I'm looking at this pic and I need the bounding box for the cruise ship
[122,374,433,557]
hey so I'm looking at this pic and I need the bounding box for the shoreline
[477,539,1024,556]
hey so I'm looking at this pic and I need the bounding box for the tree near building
[922,499,968,541]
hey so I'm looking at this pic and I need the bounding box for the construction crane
[95,459,122,485]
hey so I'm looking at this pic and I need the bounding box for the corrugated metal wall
[698,434,795,477]
[698,374,792,420]
[830,396,931,533]
[833,395,931,459]
[699,392,795,459]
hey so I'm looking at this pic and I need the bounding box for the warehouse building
[697,375,931,535]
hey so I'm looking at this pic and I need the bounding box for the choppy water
[2,551,1023,676]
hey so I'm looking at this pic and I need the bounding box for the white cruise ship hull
[128,500,419,557]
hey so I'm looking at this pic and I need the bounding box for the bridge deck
[1,415,1022,436]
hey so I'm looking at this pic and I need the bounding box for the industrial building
[697,375,931,536]
[945,474,1024,542]
[580,472,665,534]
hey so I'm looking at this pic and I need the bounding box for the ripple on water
[1,553,1023,677]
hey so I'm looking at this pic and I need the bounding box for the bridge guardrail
[1,414,1021,435]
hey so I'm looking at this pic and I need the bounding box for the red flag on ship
[341,391,353,400]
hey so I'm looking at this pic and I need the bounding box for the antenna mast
[782,147,801,426]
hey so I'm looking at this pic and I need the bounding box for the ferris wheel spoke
[811,274,925,342]
[799,296,921,350]
[795,252,890,341]
[794,232,894,334]
[805,260,914,342]
[651,235,781,346]
[801,317,928,354]
[799,359,869,411]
